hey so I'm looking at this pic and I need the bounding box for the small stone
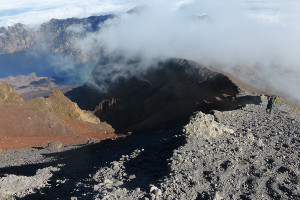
[150,194,156,200]
[129,175,136,179]
[103,179,113,185]
[115,181,123,186]
[155,189,162,196]
[45,142,63,150]
[113,165,120,171]
[150,185,158,193]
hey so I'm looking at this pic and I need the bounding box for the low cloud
[66,24,91,34]
[76,0,300,102]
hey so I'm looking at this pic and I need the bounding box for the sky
[0,0,191,27]
[0,0,297,27]
[0,0,133,27]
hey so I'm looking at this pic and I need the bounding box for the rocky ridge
[0,23,34,54]
[0,83,115,149]
[0,15,112,63]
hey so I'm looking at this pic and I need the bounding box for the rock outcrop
[0,82,24,104]
[25,90,100,124]
[184,111,234,139]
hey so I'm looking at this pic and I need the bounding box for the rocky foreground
[0,95,299,199]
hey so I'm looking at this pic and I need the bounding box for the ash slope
[1,95,299,199]
[90,95,299,200]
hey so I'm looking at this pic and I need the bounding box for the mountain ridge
[0,15,113,63]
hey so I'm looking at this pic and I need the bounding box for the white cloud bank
[77,0,300,102]
[0,0,196,27]
[0,0,136,27]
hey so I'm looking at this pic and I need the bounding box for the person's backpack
[267,97,275,108]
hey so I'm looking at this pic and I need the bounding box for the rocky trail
[0,95,299,199]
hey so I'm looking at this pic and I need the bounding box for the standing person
[266,96,276,114]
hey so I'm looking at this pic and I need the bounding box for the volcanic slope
[0,83,115,149]
[68,58,262,133]
[0,95,298,199]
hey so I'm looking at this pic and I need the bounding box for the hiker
[266,96,277,114]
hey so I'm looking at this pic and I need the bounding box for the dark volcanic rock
[68,58,254,132]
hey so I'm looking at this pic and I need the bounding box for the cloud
[67,24,91,34]
[0,0,197,27]
[0,0,139,27]
[77,0,300,102]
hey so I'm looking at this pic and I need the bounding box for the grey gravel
[0,95,299,200]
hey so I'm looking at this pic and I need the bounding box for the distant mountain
[0,15,113,63]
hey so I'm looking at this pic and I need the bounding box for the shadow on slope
[0,125,185,199]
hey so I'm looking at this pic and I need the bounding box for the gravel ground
[0,144,85,168]
[158,96,299,200]
[0,95,299,200]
